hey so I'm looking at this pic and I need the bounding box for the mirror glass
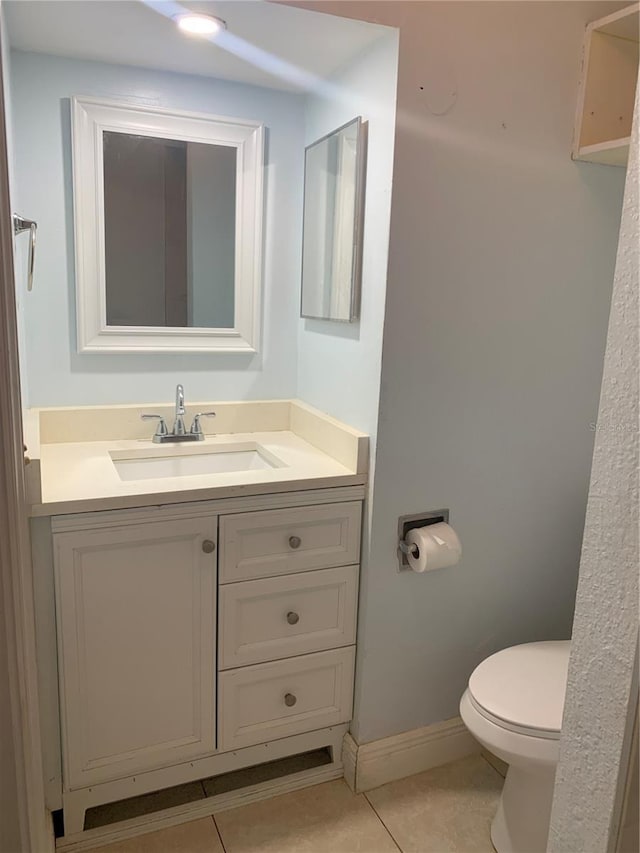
[103,131,236,329]
[301,117,365,322]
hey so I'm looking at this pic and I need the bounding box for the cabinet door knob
[284,693,297,707]
[286,611,300,625]
[288,535,302,550]
[202,540,216,554]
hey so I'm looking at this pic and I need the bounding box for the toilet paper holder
[397,509,450,571]
[398,539,419,558]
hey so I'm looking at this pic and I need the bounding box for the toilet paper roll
[406,522,462,573]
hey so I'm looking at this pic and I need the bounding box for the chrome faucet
[141,385,215,443]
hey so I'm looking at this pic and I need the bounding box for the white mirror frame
[71,96,264,353]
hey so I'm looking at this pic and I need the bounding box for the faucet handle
[190,412,216,437]
[141,414,168,437]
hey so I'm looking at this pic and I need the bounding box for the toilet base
[491,763,556,853]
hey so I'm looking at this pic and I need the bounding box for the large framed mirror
[72,96,263,353]
[300,117,366,323]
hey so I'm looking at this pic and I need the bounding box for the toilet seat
[468,640,570,740]
[467,690,560,740]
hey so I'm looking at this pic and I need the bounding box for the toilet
[460,640,571,853]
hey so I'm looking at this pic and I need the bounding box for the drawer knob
[288,535,302,550]
[286,611,300,625]
[284,693,297,707]
[202,540,216,554]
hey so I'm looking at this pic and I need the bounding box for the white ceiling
[4,0,391,93]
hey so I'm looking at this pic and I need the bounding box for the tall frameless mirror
[301,117,366,323]
[103,131,236,329]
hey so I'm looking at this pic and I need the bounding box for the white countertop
[32,428,366,517]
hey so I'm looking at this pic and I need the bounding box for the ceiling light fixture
[174,13,226,37]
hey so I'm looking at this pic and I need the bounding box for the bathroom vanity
[26,400,367,839]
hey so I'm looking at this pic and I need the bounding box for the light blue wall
[10,51,305,406]
[341,0,627,743]
[298,33,398,441]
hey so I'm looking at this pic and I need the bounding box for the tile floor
[84,754,504,853]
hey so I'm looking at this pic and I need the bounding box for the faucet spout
[176,384,185,416]
[174,384,186,435]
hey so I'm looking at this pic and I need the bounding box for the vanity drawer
[219,565,358,669]
[219,502,361,582]
[218,647,355,751]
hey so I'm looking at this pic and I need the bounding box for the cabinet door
[54,516,217,789]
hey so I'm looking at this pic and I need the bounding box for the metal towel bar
[13,214,37,291]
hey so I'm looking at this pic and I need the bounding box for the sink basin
[110,442,285,481]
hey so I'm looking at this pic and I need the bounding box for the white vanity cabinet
[47,487,363,836]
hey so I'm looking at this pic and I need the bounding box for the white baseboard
[342,727,358,792]
[343,716,480,793]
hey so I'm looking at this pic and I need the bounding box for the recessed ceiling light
[174,13,226,37]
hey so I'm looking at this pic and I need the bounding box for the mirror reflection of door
[103,131,236,329]
[330,133,357,319]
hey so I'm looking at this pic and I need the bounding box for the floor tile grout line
[211,812,228,852]
[362,791,404,853]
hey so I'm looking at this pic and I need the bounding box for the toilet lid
[468,641,571,736]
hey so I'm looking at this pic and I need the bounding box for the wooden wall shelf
[573,3,639,167]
